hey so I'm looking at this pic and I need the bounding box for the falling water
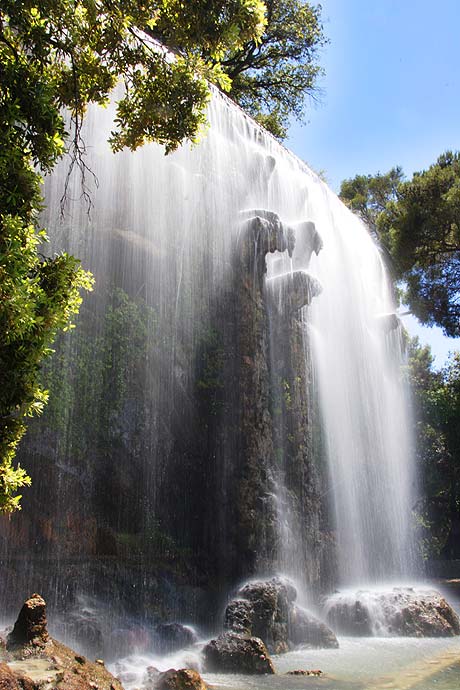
[0,85,417,641]
[305,183,416,585]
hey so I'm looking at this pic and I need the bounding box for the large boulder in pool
[202,632,275,674]
[325,587,460,637]
[229,578,294,653]
[224,577,337,652]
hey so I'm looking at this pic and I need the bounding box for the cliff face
[0,94,331,633]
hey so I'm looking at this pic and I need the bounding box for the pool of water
[111,636,460,690]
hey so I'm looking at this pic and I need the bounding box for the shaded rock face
[154,624,198,654]
[154,669,207,690]
[202,632,275,674]
[7,595,49,649]
[224,578,338,652]
[325,588,460,637]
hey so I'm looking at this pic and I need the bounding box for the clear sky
[287,0,460,367]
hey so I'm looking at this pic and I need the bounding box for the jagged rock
[224,600,253,635]
[238,210,295,278]
[7,595,49,649]
[236,578,294,653]
[267,271,322,313]
[202,632,275,674]
[154,624,198,654]
[224,578,337,653]
[325,588,460,637]
[155,669,207,690]
[288,606,338,648]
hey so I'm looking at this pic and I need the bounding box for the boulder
[325,588,460,637]
[288,606,338,648]
[155,669,207,690]
[7,594,49,649]
[224,577,337,653]
[154,623,198,654]
[202,632,275,674]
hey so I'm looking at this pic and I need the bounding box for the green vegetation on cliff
[0,0,268,512]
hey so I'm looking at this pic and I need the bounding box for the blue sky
[287,0,460,366]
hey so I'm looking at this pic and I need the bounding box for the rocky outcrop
[224,578,338,652]
[238,211,295,277]
[225,578,294,653]
[155,669,207,690]
[325,588,460,637]
[202,632,275,674]
[1,595,123,690]
[267,271,322,314]
[7,595,49,649]
[154,624,198,654]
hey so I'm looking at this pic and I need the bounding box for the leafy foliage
[213,0,328,138]
[340,153,460,337]
[407,339,460,558]
[0,0,267,512]
[339,167,404,235]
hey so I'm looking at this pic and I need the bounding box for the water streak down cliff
[0,90,415,634]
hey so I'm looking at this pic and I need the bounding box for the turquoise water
[111,636,460,690]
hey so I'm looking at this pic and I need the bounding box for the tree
[0,0,267,512]
[407,338,460,559]
[215,0,328,139]
[339,167,404,236]
[340,153,460,337]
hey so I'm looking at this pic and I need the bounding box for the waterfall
[305,184,416,585]
[0,87,416,641]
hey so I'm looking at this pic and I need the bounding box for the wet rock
[325,588,460,637]
[288,606,339,649]
[286,669,323,677]
[154,623,198,654]
[224,600,253,635]
[202,632,275,674]
[7,595,49,649]
[267,271,322,314]
[236,578,294,653]
[155,669,207,690]
[224,578,337,653]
